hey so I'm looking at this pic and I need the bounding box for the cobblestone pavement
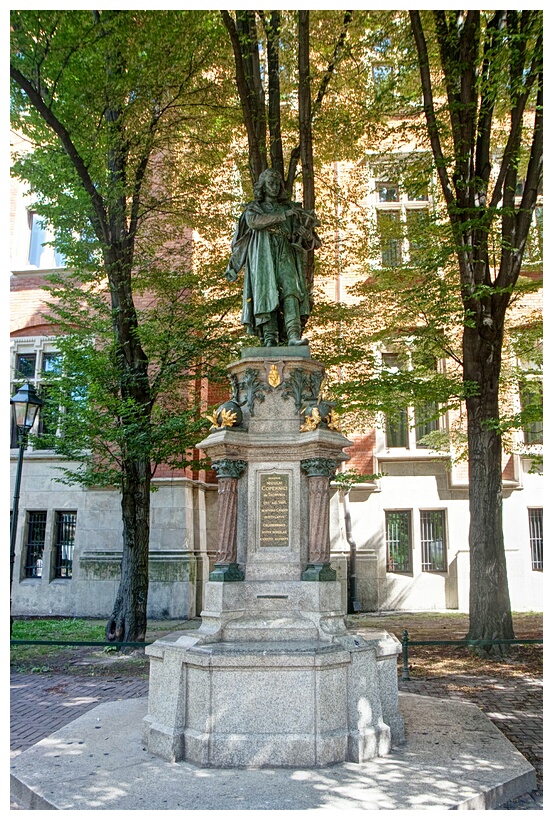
[11,671,542,810]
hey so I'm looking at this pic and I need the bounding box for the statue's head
[254,168,287,202]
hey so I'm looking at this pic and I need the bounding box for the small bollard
[401,629,410,680]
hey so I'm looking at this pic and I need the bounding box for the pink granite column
[210,459,246,582]
[215,477,239,564]
[307,475,330,563]
[301,458,337,581]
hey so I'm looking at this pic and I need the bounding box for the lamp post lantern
[10,382,43,623]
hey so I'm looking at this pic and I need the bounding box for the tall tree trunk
[106,456,151,643]
[98,18,153,643]
[104,248,152,643]
[463,323,514,650]
[221,10,267,186]
[265,11,284,179]
[298,10,315,297]
[410,10,542,649]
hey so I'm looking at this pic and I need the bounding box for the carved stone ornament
[300,458,337,478]
[239,368,271,416]
[206,400,243,429]
[211,459,247,479]
[279,367,322,413]
[326,408,342,431]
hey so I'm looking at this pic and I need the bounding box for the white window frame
[369,156,433,269]
[528,508,543,571]
[378,349,447,454]
[10,337,62,449]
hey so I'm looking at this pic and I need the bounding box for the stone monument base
[143,626,403,768]
[197,579,352,643]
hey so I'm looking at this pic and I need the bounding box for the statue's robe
[227,201,313,340]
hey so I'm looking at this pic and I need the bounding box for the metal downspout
[342,489,361,613]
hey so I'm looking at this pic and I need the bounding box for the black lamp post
[10,382,43,617]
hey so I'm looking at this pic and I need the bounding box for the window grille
[420,510,447,572]
[386,510,412,572]
[25,511,47,578]
[529,509,543,571]
[54,511,76,578]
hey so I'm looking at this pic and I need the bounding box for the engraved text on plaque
[259,473,290,548]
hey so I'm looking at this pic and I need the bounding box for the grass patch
[11,619,107,672]
[10,617,200,675]
[11,613,541,680]
[12,618,106,642]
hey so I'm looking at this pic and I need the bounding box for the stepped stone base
[143,628,403,768]
[197,579,348,643]
[142,350,404,770]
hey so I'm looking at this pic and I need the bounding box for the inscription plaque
[259,473,290,548]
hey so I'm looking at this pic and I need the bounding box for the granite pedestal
[143,347,404,767]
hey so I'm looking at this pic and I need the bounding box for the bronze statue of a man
[225,168,321,347]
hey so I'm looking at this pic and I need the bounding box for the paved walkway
[11,670,542,810]
[400,673,543,810]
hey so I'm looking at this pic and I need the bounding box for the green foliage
[32,252,238,487]
[307,10,542,463]
[11,10,242,490]
[332,469,382,491]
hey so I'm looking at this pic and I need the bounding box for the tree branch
[258,10,284,178]
[312,10,353,122]
[409,12,455,211]
[488,30,542,211]
[475,12,507,190]
[285,10,352,195]
[10,62,109,245]
[221,10,266,184]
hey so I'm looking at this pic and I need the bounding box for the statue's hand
[225,266,238,282]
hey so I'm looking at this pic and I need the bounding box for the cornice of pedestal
[197,427,352,465]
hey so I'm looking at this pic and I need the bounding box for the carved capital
[212,459,247,479]
[301,458,337,478]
